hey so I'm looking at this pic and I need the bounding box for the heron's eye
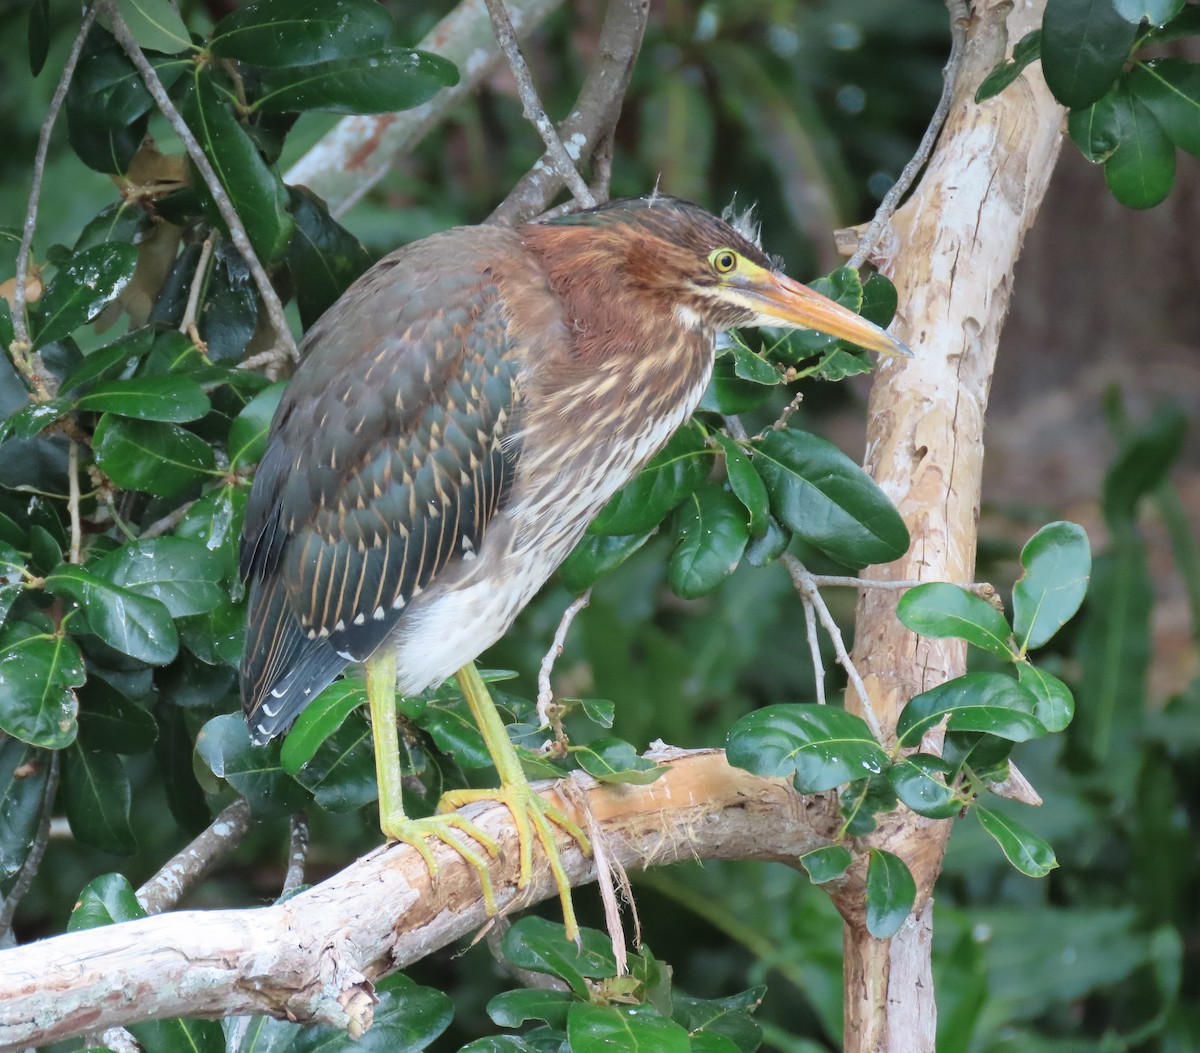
[711,249,739,274]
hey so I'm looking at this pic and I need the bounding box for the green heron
[240,195,910,935]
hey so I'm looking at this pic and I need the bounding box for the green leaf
[67,107,147,175]
[1130,59,1200,155]
[28,0,49,77]
[753,428,909,567]
[673,989,765,1053]
[943,730,1014,784]
[698,354,774,414]
[840,773,897,837]
[296,973,453,1053]
[59,327,155,394]
[976,30,1043,102]
[210,0,395,66]
[114,0,192,54]
[75,200,144,252]
[1104,85,1176,208]
[1017,662,1075,733]
[198,241,261,362]
[280,680,367,773]
[560,531,654,593]
[726,703,889,793]
[1042,0,1139,109]
[590,425,713,536]
[865,848,916,938]
[286,186,374,329]
[0,738,51,896]
[45,565,179,664]
[1012,521,1091,651]
[0,625,84,749]
[89,537,225,618]
[228,380,285,469]
[501,917,617,997]
[75,374,210,422]
[897,582,1015,658]
[859,271,899,329]
[0,397,72,442]
[571,737,664,785]
[799,844,852,884]
[31,243,139,348]
[419,694,491,769]
[897,672,1045,748]
[976,803,1058,877]
[63,743,137,854]
[668,484,750,599]
[183,70,294,265]
[743,515,791,567]
[175,483,247,579]
[769,268,862,362]
[1068,86,1124,162]
[578,697,615,728]
[727,341,782,385]
[78,684,159,753]
[156,702,211,834]
[130,1017,224,1053]
[1101,403,1186,525]
[196,713,309,819]
[93,415,216,497]
[487,989,574,1030]
[251,48,459,115]
[712,433,769,538]
[289,709,377,812]
[887,754,962,819]
[67,872,146,930]
[69,30,186,128]
[568,1004,691,1053]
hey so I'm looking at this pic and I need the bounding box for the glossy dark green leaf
[66,872,146,930]
[75,200,145,252]
[90,537,225,618]
[1068,86,1124,162]
[865,848,916,938]
[943,730,1014,784]
[897,582,1015,658]
[712,433,769,537]
[754,428,909,567]
[727,341,781,385]
[1012,521,1091,651]
[812,347,874,382]
[572,737,664,785]
[156,702,211,834]
[69,31,186,128]
[75,374,210,422]
[211,0,394,66]
[976,803,1058,877]
[289,709,376,812]
[743,515,791,567]
[897,672,1044,748]
[45,565,179,664]
[292,973,453,1053]
[1042,0,1139,109]
[726,703,888,793]
[178,599,244,668]
[1017,662,1075,733]
[769,268,862,363]
[673,988,764,1053]
[183,71,294,265]
[59,328,154,394]
[28,0,49,76]
[92,415,216,497]
[568,1004,690,1053]
[31,243,138,348]
[1130,60,1200,155]
[0,738,51,896]
[67,107,147,175]
[225,381,283,470]
[1102,403,1186,526]
[799,844,852,884]
[280,680,367,773]
[0,397,72,442]
[78,683,158,753]
[560,530,654,593]
[501,917,617,997]
[592,426,715,537]
[196,713,309,819]
[698,354,774,414]
[0,624,83,748]
[286,186,375,329]
[198,240,261,362]
[887,754,962,818]
[252,48,458,114]
[976,29,1042,102]
[487,989,574,1030]
[130,1017,224,1053]
[114,0,192,53]
[668,484,750,599]
[176,483,248,580]
[1104,86,1176,208]
[840,773,898,837]
[419,692,491,768]
[577,697,615,728]
[62,743,136,854]
[458,1039,541,1053]
[859,271,899,329]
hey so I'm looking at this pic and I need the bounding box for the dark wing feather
[241,228,526,741]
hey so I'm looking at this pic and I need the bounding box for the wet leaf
[865,848,916,938]
[31,243,139,348]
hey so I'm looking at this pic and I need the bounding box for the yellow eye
[711,249,739,274]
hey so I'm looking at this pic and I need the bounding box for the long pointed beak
[741,270,913,358]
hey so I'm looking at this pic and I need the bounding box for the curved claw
[381,811,501,916]
[439,782,590,940]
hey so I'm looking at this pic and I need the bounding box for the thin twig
[0,753,60,947]
[67,442,81,563]
[102,0,297,364]
[781,553,885,742]
[10,2,100,376]
[808,573,996,599]
[140,498,196,540]
[483,0,595,210]
[845,0,969,270]
[802,597,826,706]
[136,799,255,915]
[721,414,749,441]
[536,589,592,738]
[282,813,310,896]
[179,233,215,350]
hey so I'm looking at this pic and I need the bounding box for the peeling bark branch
[0,750,839,1051]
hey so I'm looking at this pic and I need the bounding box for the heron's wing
[240,232,527,741]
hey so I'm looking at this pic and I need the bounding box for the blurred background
[3,0,1198,1049]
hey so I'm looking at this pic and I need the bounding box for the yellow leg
[438,662,591,940]
[367,649,500,914]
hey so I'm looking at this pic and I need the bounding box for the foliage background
[1,0,1198,1051]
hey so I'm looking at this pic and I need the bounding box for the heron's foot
[380,811,501,916]
[438,781,591,941]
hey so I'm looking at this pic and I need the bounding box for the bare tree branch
[0,750,839,1050]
